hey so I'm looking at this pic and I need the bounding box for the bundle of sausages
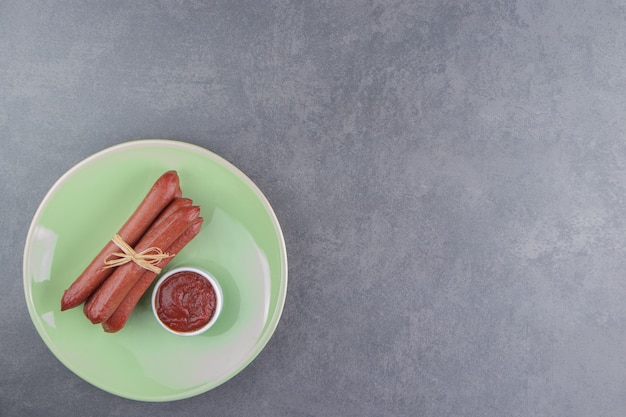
[60,171,203,333]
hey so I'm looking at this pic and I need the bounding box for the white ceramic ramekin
[151,266,223,336]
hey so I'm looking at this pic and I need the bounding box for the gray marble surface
[3,1,626,416]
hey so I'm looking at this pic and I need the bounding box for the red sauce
[155,271,217,333]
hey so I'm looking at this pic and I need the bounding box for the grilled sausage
[61,171,182,311]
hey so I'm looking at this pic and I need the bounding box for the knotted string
[102,234,172,274]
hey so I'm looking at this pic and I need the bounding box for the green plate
[22,140,288,401]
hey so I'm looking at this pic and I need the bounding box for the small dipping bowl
[151,266,223,336]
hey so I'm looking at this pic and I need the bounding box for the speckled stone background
[3,1,626,416]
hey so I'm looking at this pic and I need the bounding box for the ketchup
[155,271,217,333]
